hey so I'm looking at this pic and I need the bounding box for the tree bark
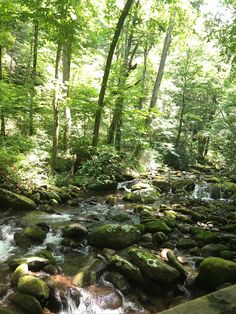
[175,91,186,148]
[138,43,149,109]
[51,43,62,170]
[62,34,72,152]
[147,22,174,124]
[92,0,134,147]
[0,45,5,137]
[29,20,39,136]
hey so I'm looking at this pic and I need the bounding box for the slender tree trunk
[147,22,174,123]
[29,21,39,136]
[138,43,149,109]
[62,35,72,152]
[92,0,134,147]
[0,45,5,137]
[175,92,186,148]
[51,43,62,170]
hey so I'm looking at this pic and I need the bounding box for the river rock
[11,263,29,286]
[103,271,131,294]
[73,258,107,287]
[143,220,171,234]
[152,179,172,193]
[9,257,50,271]
[0,189,36,211]
[14,231,32,248]
[88,285,122,310]
[200,244,229,257]
[197,257,236,290]
[128,247,179,284]
[152,232,168,245]
[194,230,219,244]
[23,225,46,243]
[176,238,197,249]
[9,292,43,314]
[123,189,160,204]
[62,223,88,239]
[17,275,50,301]
[109,255,146,286]
[89,224,141,249]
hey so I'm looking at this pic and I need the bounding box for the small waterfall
[0,224,17,262]
[192,182,228,201]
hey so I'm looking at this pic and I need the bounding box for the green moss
[23,226,46,243]
[177,238,197,249]
[9,292,43,314]
[17,275,50,301]
[128,247,179,284]
[11,263,29,286]
[144,220,171,234]
[195,231,218,244]
[197,257,236,290]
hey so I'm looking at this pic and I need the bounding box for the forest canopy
[0,0,235,189]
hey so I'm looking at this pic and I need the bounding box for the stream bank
[0,167,236,313]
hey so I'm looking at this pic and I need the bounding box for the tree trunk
[138,43,149,109]
[175,92,186,148]
[29,20,39,136]
[51,43,62,170]
[147,22,174,123]
[92,0,134,147]
[0,45,5,137]
[62,34,72,152]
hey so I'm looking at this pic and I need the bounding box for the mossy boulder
[152,232,168,246]
[8,257,49,271]
[62,223,88,239]
[0,307,21,314]
[123,190,160,204]
[152,180,172,193]
[200,244,229,257]
[17,275,50,301]
[0,189,36,211]
[9,292,43,314]
[23,226,46,243]
[177,238,197,249]
[172,179,195,192]
[11,263,29,286]
[128,247,179,284]
[197,257,236,290]
[109,255,146,286]
[14,232,32,248]
[143,220,171,234]
[89,224,141,249]
[194,231,219,244]
[73,258,107,287]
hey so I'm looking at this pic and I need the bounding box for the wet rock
[103,271,131,294]
[219,250,234,259]
[0,283,8,298]
[88,285,122,310]
[109,255,146,286]
[200,244,229,257]
[141,233,153,243]
[0,306,20,314]
[89,224,141,249]
[123,190,160,204]
[172,179,195,193]
[152,180,172,193]
[152,232,168,246]
[9,257,49,271]
[194,230,219,244]
[129,247,179,284]
[221,223,236,232]
[11,263,29,286]
[23,225,46,243]
[143,220,171,234]
[73,258,107,287]
[87,180,117,192]
[0,188,36,211]
[196,257,236,290]
[9,292,43,314]
[112,213,130,222]
[34,250,56,265]
[17,275,50,301]
[62,223,88,239]
[14,231,32,248]
[176,238,197,249]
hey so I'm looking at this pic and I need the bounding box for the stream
[0,175,236,313]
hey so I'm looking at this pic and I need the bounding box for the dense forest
[0,0,235,189]
[0,1,236,314]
